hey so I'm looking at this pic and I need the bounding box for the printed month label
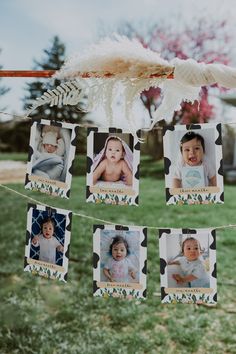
[90,186,135,196]
[170,186,220,195]
[29,175,67,188]
[97,281,143,289]
[27,258,65,272]
[165,287,213,294]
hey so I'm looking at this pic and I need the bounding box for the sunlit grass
[0,177,236,353]
[0,152,28,161]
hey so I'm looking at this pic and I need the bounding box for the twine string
[0,183,236,230]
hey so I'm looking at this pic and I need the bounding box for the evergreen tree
[22,36,87,154]
[23,35,85,123]
[0,49,10,111]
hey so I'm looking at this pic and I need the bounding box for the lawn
[0,152,28,162]
[0,177,236,354]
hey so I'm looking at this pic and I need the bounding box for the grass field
[0,152,28,162]
[0,177,236,353]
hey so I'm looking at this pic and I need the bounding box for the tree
[118,18,232,158]
[23,35,85,122]
[20,36,87,153]
[0,49,10,111]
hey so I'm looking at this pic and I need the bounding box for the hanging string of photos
[1,35,236,305]
[0,182,228,305]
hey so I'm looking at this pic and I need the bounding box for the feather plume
[30,35,227,135]
[26,35,173,137]
[54,35,174,80]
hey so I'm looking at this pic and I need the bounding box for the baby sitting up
[93,136,133,186]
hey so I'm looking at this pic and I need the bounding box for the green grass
[139,155,165,178]
[0,177,236,354]
[0,152,28,161]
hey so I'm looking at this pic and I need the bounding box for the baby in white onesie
[168,237,209,288]
[172,131,216,188]
[32,217,64,264]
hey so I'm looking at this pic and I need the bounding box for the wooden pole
[0,70,56,77]
[0,70,174,79]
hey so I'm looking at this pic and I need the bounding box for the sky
[0,0,236,121]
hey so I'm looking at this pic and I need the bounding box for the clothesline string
[1,110,236,130]
[1,183,236,231]
[0,183,114,225]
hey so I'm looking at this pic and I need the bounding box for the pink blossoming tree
[119,18,232,157]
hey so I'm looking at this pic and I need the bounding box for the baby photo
[86,129,140,206]
[93,225,147,299]
[24,203,72,282]
[25,119,78,198]
[159,228,217,305]
[163,123,224,205]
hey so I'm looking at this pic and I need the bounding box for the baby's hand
[123,176,132,186]
[32,235,39,245]
[106,275,114,282]
[172,274,182,283]
[130,271,136,279]
[57,245,64,253]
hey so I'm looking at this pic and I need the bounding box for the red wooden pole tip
[0,70,56,77]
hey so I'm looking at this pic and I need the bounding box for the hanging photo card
[163,123,224,205]
[25,119,79,198]
[86,128,140,206]
[24,203,72,282]
[93,225,147,299]
[159,228,217,305]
